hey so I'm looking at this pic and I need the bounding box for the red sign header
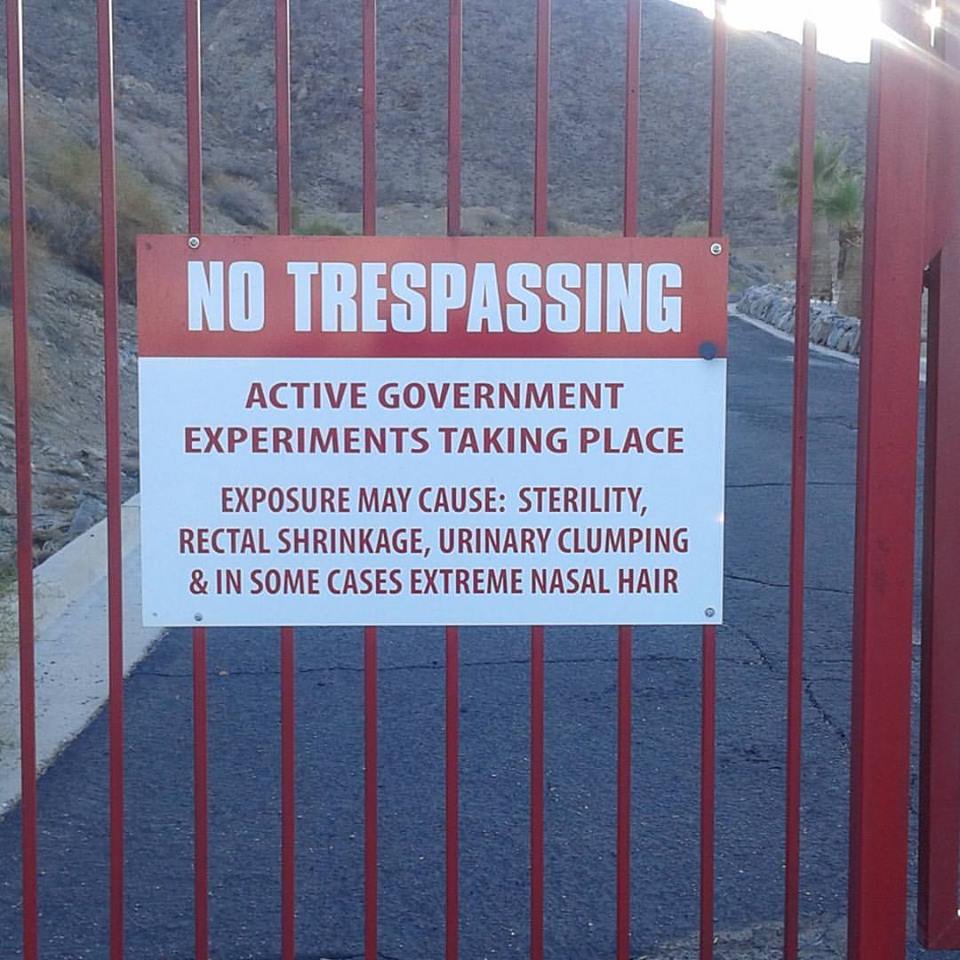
[138,234,727,359]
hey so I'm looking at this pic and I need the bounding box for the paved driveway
[0,318,931,959]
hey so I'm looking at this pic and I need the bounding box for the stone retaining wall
[736,283,861,356]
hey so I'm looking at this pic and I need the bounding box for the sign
[137,235,727,627]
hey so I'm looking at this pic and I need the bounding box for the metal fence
[4,1,960,959]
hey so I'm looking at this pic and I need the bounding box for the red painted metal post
[445,626,460,960]
[95,5,127,958]
[185,0,203,236]
[622,0,640,239]
[5,4,39,958]
[700,9,725,959]
[185,2,209,957]
[783,22,816,960]
[274,4,296,957]
[698,625,716,960]
[533,0,551,238]
[447,0,463,238]
[446,6,463,957]
[192,626,209,960]
[918,240,960,948]
[617,6,640,956]
[707,0,726,240]
[361,5,379,957]
[917,4,960,947]
[616,625,632,960]
[280,626,296,960]
[848,4,929,958]
[530,624,546,960]
[275,0,293,236]
[362,0,377,237]
[364,625,378,960]
[530,6,550,959]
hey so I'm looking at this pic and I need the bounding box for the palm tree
[774,136,848,302]
[822,171,864,318]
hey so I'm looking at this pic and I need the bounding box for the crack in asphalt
[806,415,858,433]
[726,572,853,596]
[803,680,850,750]
[726,619,852,750]
[722,620,777,674]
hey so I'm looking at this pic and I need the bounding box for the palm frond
[822,172,863,228]
[772,134,854,213]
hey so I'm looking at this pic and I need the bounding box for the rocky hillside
[0,0,869,565]
[18,0,868,241]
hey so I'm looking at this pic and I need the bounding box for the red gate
[4,1,960,959]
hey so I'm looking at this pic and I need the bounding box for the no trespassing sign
[137,234,727,627]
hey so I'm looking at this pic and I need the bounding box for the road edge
[0,497,163,816]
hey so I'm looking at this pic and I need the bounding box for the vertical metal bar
[5,4,38,958]
[530,625,546,960]
[918,241,960,949]
[707,0,726,239]
[280,626,296,960]
[533,0,551,237]
[699,626,717,960]
[361,5,378,955]
[95,5,126,958]
[617,7,641,954]
[192,627,209,960]
[445,6,463,953]
[185,3,209,958]
[445,626,460,960]
[185,0,203,236]
[783,21,817,960]
[362,0,377,236]
[274,4,296,957]
[616,625,632,960]
[623,0,640,238]
[700,10,725,960]
[364,625,378,960]
[275,0,293,235]
[848,4,928,958]
[917,9,960,945]
[530,6,550,958]
[447,0,463,237]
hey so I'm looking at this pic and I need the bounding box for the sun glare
[670,0,884,62]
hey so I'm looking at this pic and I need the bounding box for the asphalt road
[0,318,931,959]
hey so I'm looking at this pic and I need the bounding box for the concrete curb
[729,308,859,367]
[729,308,928,382]
[0,496,163,815]
[735,283,863,356]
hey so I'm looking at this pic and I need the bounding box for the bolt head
[188,236,201,249]
[710,242,723,256]
[705,607,716,619]
[194,612,203,622]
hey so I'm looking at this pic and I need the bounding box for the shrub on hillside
[0,224,48,308]
[208,173,268,230]
[673,219,709,237]
[0,230,18,308]
[294,211,350,236]
[30,140,169,302]
[0,312,47,405]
